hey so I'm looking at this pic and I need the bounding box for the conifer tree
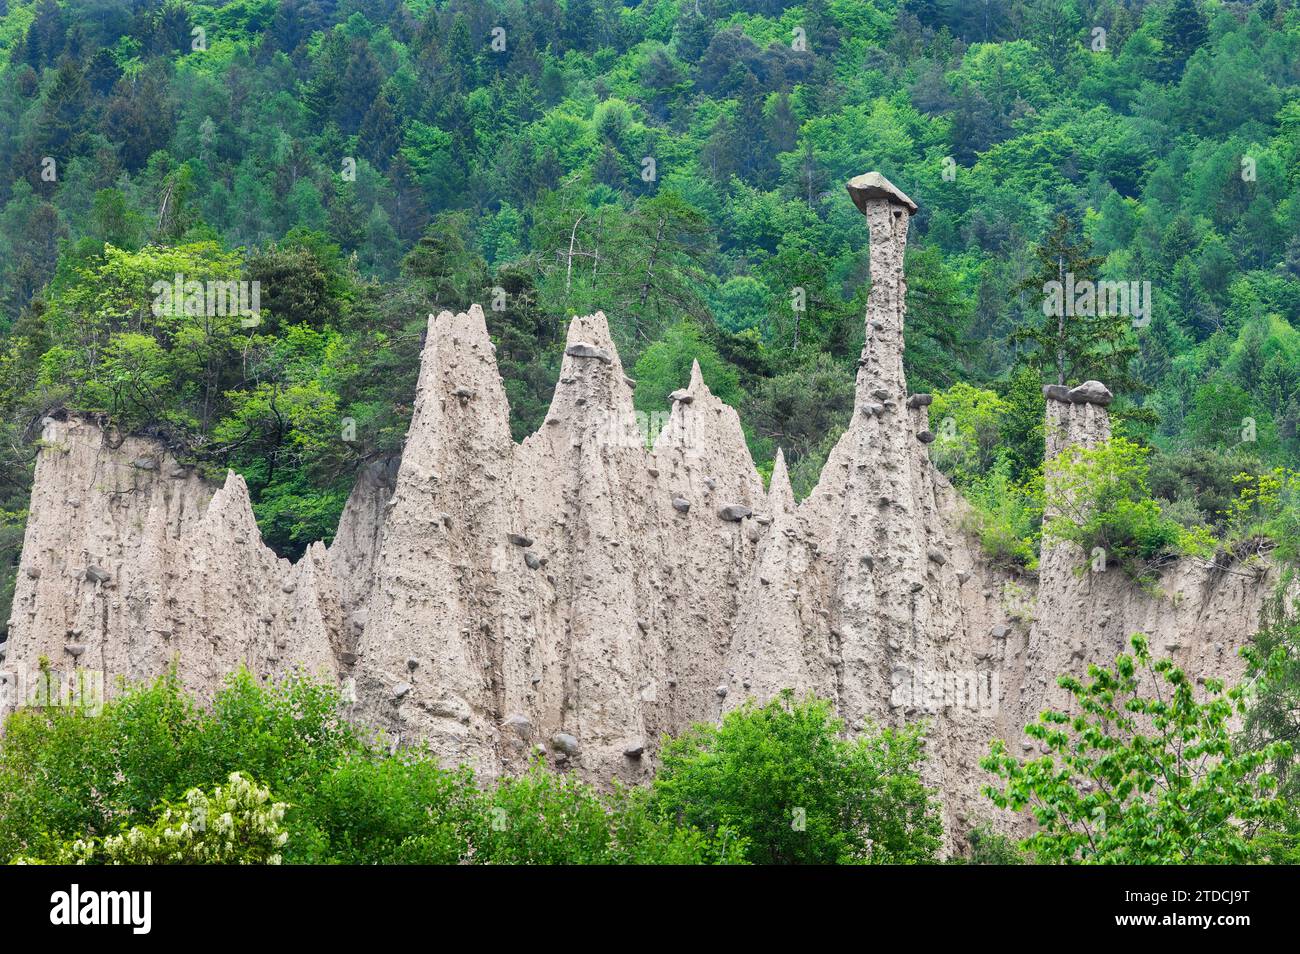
[1011,214,1139,394]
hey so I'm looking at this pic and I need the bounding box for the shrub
[961,823,1028,865]
[650,690,942,864]
[199,668,364,794]
[983,635,1289,864]
[1148,446,1259,533]
[602,787,748,865]
[961,463,1042,570]
[468,762,617,864]
[0,669,206,860]
[1043,438,1212,577]
[2,670,936,865]
[1241,584,1300,863]
[0,667,362,862]
[289,753,478,865]
[1,670,751,865]
[930,383,1010,487]
[465,762,744,865]
[1223,467,1300,566]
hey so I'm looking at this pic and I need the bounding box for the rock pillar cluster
[2,416,343,699]
[3,174,1276,847]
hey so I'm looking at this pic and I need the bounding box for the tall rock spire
[1022,381,1118,718]
[803,173,936,729]
[353,306,515,769]
[849,172,914,406]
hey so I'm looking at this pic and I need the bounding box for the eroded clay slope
[3,416,340,698]
[351,303,771,782]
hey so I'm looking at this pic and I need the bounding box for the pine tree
[561,0,597,52]
[1156,0,1208,81]
[1010,214,1139,393]
[35,58,89,160]
[335,43,382,134]
[303,31,347,128]
[736,72,775,185]
[20,0,65,71]
[766,91,799,153]
[358,90,401,171]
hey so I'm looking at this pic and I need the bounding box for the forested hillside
[0,0,1298,629]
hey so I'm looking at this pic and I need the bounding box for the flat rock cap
[846,172,917,214]
[1067,380,1113,406]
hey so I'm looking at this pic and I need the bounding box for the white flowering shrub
[51,773,289,865]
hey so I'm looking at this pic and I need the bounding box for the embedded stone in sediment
[564,342,612,363]
[1042,384,1072,403]
[503,713,532,738]
[551,732,580,756]
[718,504,752,522]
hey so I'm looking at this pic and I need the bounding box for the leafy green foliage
[651,690,942,864]
[930,383,1009,486]
[1242,586,1300,864]
[1148,446,1260,535]
[0,667,362,862]
[3,671,937,865]
[1043,437,1213,577]
[928,382,1043,568]
[961,822,1029,865]
[960,463,1043,570]
[289,754,479,866]
[633,318,741,414]
[983,634,1289,864]
[1222,467,1300,566]
[467,762,744,865]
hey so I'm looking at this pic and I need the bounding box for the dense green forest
[0,0,1298,624]
[1,0,1300,869]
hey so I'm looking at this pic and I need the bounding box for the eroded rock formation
[2,174,1276,847]
[1,420,342,692]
